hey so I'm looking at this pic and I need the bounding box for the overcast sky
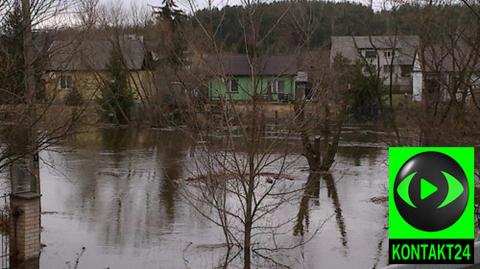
[100,0,380,12]
[36,0,383,27]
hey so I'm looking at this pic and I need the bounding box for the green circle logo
[394,151,468,231]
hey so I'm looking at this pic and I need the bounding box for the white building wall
[361,49,413,91]
[412,54,423,101]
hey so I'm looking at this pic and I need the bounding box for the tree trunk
[243,216,252,269]
[244,132,254,269]
[22,0,35,106]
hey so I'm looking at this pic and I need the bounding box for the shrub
[64,87,83,106]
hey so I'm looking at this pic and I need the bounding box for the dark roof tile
[47,37,145,71]
[204,54,299,76]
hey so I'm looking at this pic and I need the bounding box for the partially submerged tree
[171,5,286,269]
[288,1,352,175]
[173,1,349,268]
[294,54,350,173]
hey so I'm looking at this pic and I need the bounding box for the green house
[205,54,304,102]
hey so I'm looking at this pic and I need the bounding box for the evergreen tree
[0,1,25,103]
[158,0,183,23]
[154,0,186,67]
[345,62,385,122]
[97,42,134,124]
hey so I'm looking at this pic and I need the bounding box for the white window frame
[59,75,74,90]
[228,79,239,93]
[271,80,277,94]
[264,80,273,94]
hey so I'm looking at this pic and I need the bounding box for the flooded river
[36,128,388,269]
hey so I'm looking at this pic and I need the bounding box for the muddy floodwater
[36,128,388,269]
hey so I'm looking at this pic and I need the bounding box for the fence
[0,194,9,269]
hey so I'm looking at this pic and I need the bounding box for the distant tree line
[190,1,476,53]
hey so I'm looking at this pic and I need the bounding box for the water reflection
[337,146,382,167]
[324,173,348,249]
[156,130,187,221]
[294,172,347,249]
[37,128,388,268]
[43,129,192,255]
[294,172,320,236]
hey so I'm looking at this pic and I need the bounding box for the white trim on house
[412,53,423,101]
[58,74,74,90]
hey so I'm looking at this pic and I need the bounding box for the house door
[277,81,286,102]
[266,80,273,101]
[295,82,307,100]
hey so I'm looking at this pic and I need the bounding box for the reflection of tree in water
[294,172,320,236]
[67,129,190,247]
[100,128,158,150]
[324,173,347,248]
[294,173,347,249]
[99,128,138,165]
[157,131,188,221]
[337,147,381,167]
[101,128,133,149]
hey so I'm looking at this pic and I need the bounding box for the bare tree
[0,0,98,184]
[293,50,348,173]
[286,2,354,175]
[369,0,480,147]
[159,1,343,268]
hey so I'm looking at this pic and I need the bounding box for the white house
[411,44,480,102]
[412,53,423,101]
[330,35,419,96]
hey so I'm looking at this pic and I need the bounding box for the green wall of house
[208,76,296,101]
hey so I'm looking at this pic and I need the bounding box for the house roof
[203,54,300,76]
[46,37,146,71]
[330,35,419,66]
[418,44,480,73]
